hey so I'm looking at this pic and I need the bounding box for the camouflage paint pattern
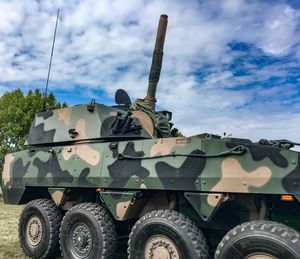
[2,127,300,220]
[48,187,66,206]
[100,191,140,220]
[184,192,226,221]
[26,104,153,146]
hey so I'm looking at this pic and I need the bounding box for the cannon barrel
[145,14,168,106]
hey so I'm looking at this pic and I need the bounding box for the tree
[0,88,67,173]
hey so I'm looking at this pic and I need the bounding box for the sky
[1,0,300,144]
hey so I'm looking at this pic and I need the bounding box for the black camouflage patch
[155,150,206,190]
[108,142,149,188]
[37,110,54,120]
[27,123,56,145]
[78,168,97,187]
[226,142,288,168]
[282,154,300,193]
[11,158,30,185]
[33,155,73,185]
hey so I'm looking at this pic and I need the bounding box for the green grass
[0,200,28,259]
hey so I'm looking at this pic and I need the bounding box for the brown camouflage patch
[61,145,76,160]
[150,137,188,156]
[116,200,131,220]
[73,119,101,165]
[208,158,272,206]
[50,190,64,205]
[76,144,100,166]
[109,111,118,116]
[74,119,86,140]
[2,154,14,185]
[140,183,147,189]
[132,110,154,136]
[58,107,72,126]
[207,193,224,207]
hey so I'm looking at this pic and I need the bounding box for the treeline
[0,89,67,173]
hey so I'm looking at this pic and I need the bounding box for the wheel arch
[99,190,180,221]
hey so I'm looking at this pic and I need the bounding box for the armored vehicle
[2,14,300,259]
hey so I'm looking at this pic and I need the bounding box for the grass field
[0,199,127,259]
[0,199,29,259]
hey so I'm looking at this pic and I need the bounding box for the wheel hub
[26,216,42,246]
[76,233,87,248]
[70,223,92,258]
[145,235,180,259]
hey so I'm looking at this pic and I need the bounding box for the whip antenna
[43,9,60,111]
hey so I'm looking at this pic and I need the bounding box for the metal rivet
[202,180,206,184]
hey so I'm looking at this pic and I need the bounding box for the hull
[3,134,299,204]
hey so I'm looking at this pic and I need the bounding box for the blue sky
[1,0,300,143]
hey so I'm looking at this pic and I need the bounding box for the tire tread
[215,220,300,258]
[128,209,209,259]
[19,198,62,259]
[59,202,117,259]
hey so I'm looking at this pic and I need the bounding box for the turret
[25,15,171,146]
[144,14,168,108]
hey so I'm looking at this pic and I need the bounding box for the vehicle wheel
[19,199,62,258]
[128,209,209,259]
[59,202,117,259]
[215,220,300,259]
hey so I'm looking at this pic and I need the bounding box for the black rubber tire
[215,220,300,259]
[19,198,62,259]
[128,209,209,259]
[59,202,117,259]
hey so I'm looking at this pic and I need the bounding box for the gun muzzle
[144,14,168,106]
